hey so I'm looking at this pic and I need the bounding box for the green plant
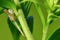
[0,0,60,40]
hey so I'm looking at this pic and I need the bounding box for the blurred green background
[0,5,43,40]
[0,1,60,40]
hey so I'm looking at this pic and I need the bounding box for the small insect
[4,9,25,36]
[3,9,16,21]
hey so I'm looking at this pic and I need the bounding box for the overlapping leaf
[49,28,60,40]
[46,0,60,40]
[20,1,32,18]
[8,18,20,40]
[0,0,20,40]
[0,0,16,10]
[20,0,33,33]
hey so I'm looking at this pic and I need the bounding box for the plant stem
[14,9,34,40]
[14,0,20,5]
[42,26,48,40]
[13,21,24,36]
[34,3,47,40]
[42,11,50,40]
[34,4,45,28]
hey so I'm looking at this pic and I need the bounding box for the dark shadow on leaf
[7,18,20,40]
[26,16,34,33]
[49,28,60,40]
[19,0,33,33]
[20,1,32,18]
[55,11,60,16]
[57,0,60,5]
[49,20,54,25]
[49,15,58,25]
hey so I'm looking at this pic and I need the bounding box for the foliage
[0,0,60,40]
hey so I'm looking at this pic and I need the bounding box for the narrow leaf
[8,18,20,40]
[49,28,60,40]
[0,0,16,10]
[20,1,32,18]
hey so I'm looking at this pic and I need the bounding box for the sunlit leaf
[47,0,54,9]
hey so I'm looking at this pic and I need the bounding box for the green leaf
[34,4,45,27]
[57,0,60,5]
[20,1,32,18]
[49,28,60,40]
[0,0,16,10]
[47,0,54,9]
[48,14,58,24]
[55,8,60,16]
[0,7,4,15]
[8,18,20,40]
[46,18,60,40]
[19,0,33,33]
